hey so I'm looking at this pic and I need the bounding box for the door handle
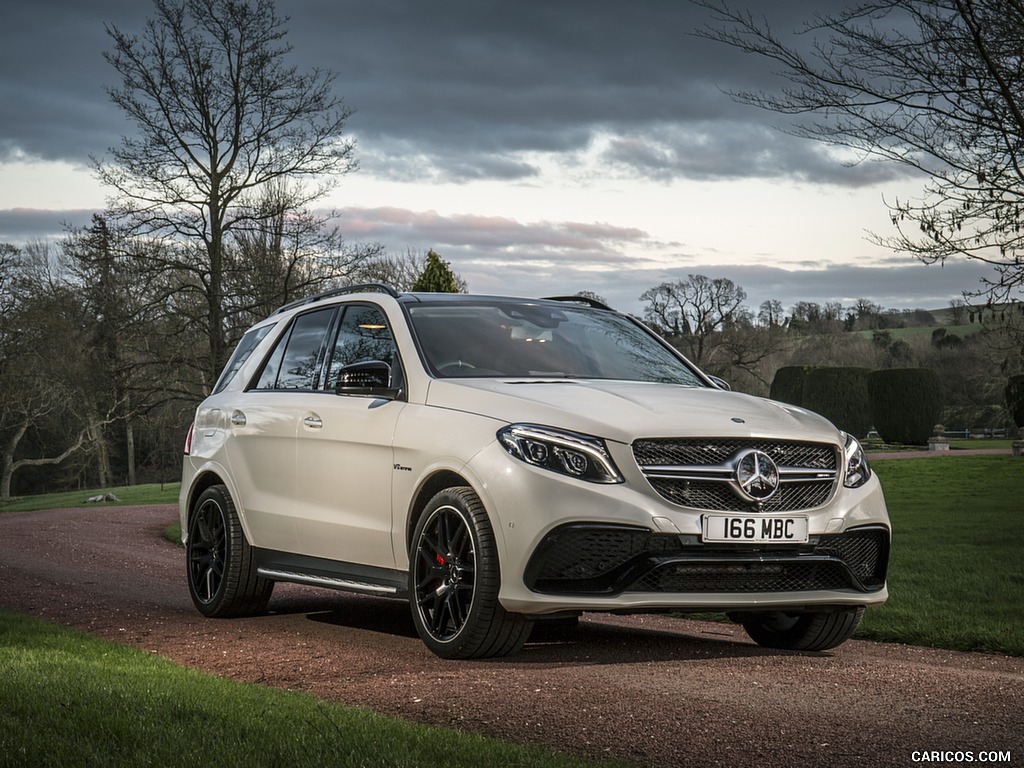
[303,415,323,429]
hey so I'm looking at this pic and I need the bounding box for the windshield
[407,301,705,386]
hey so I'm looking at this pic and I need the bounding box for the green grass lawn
[863,438,1014,453]
[0,482,180,513]
[948,438,1014,450]
[852,323,978,342]
[862,456,1023,656]
[0,610,627,768]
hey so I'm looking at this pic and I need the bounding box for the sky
[0,0,1001,317]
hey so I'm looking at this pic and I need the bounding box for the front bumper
[525,523,889,596]
[466,439,890,616]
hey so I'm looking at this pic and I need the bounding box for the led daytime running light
[498,424,623,484]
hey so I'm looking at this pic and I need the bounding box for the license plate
[703,515,808,544]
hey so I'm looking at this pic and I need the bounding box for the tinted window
[408,302,704,386]
[254,308,335,390]
[326,305,399,389]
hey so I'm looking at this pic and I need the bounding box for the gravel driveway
[1,504,1021,767]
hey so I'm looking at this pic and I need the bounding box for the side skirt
[253,548,408,599]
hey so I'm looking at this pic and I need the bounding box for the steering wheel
[436,360,477,375]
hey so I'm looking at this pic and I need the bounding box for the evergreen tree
[412,250,463,293]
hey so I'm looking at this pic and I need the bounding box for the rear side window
[213,323,276,394]
[254,308,336,390]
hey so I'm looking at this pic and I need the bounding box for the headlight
[843,433,871,489]
[497,424,623,484]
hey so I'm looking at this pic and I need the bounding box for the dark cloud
[1,0,880,185]
[0,2,148,162]
[598,123,911,186]
[0,208,96,241]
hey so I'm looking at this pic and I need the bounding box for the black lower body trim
[253,548,407,598]
[524,523,889,596]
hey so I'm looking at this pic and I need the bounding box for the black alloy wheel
[414,502,476,642]
[410,487,532,659]
[188,491,227,606]
[186,484,272,617]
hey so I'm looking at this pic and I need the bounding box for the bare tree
[788,300,823,334]
[757,298,786,327]
[949,297,968,325]
[708,314,791,394]
[694,0,1024,320]
[226,181,383,331]
[94,0,358,380]
[639,274,748,364]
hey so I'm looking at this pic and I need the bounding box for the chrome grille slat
[633,438,839,512]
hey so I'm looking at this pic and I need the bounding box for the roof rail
[543,295,615,311]
[273,283,400,315]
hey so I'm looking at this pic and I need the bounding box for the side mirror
[335,361,401,400]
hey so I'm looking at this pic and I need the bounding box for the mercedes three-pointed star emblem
[734,449,780,502]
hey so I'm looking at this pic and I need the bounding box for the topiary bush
[868,368,944,445]
[770,365,815,407]
[802,367,873,438]
[1006,374,1024,429]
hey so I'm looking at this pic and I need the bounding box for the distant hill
[850,301,1020,340]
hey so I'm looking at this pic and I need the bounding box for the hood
[424,378,841,446]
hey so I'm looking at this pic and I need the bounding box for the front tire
[736,607,864,652]
[186,484,273,617]
[409,487,533,659]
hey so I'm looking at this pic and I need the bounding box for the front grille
[524,524,889,595]
[633,438,839,513]
[648,477,834,512]
[633,439,836,469]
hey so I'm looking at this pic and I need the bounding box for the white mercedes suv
[180,285,890,658]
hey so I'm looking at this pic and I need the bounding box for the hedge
[868,368,944,445]
[770,365,814,407]
[1006,374,1024,428]
[802,367,873,439]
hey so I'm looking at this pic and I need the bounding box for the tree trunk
[0,421,29,499]
[88,414,111,488]
[126,421,136,486]
[206,182,227,389]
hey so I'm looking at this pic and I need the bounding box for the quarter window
[213,323,275,394]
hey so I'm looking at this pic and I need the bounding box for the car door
[293,303,405,567]
[222,306,338,553]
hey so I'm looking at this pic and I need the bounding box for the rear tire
[736,607,864,652]
[186,484,273,617]
[409,487,533,659]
